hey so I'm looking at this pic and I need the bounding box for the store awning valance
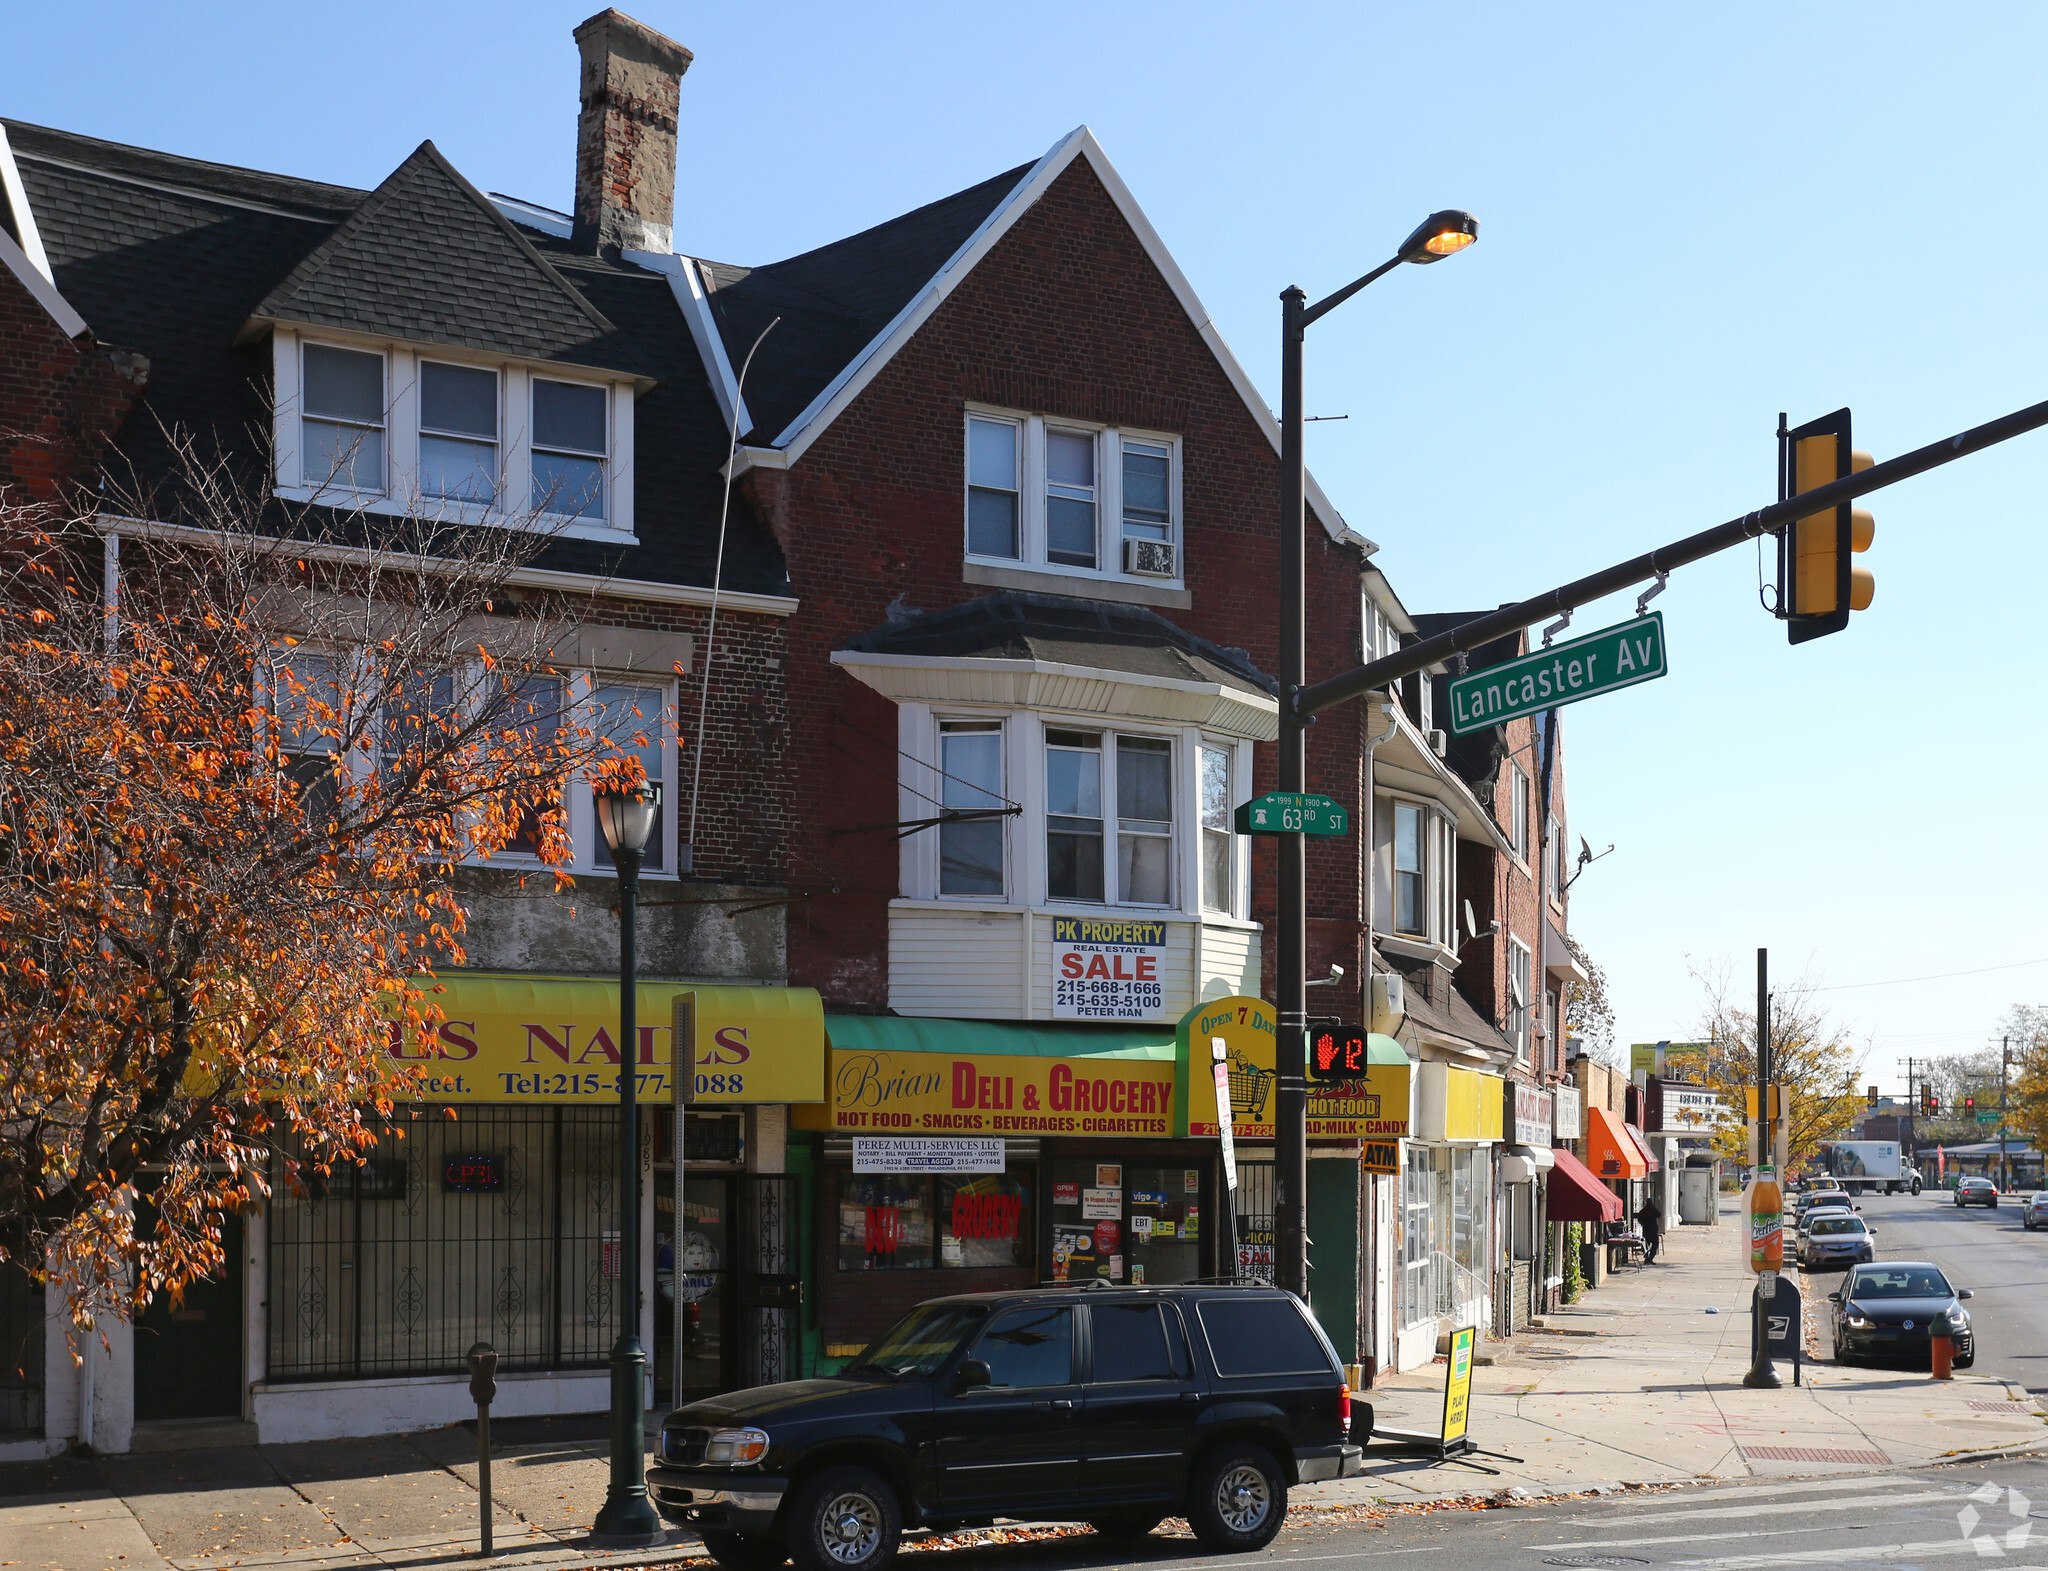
[1547,1146,1625,1222]
[1586,1105,1648,1180]
[1624,1122,1661,1173]
[824,1015,1175,1060]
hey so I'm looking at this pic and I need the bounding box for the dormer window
[301,344,386,493]
[963,407,1181,587]
[275,332,635,542]
[533,379,608,520]
[419,361,500,505]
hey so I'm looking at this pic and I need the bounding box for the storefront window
[835,1170,1034,1271]
[1047,1159,1205,1285]
[268,1106,615,1381]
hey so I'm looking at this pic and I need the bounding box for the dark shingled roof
[697,162,1036,442]
[1379,946,1514,1057]
[249,141,641,376]
[4,118,787,596]
[841,591,1277,697]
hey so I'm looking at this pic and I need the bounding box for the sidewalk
[1300,1203,2048,1507]
[4,1211,2043,1571]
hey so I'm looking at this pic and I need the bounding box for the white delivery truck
[1827,1140,1920,1195]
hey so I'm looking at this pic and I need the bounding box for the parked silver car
[2023,1193,2048,1231]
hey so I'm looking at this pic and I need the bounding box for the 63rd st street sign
[1446,612,1668,735]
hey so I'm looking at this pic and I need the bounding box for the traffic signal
[1866,1085,1879,1109]
[1929,1094,1941,1115]
[1307,1025,1370,1085]
[1780,408,1875,644]
[1965,1094,1976,1114]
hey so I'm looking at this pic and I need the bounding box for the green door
[1306,1159,1360,1365]
[134,1209,244,1421]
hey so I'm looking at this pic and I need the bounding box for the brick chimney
[572,9,693,254]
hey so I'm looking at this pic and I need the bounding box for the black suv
[647,1282,1363,1571]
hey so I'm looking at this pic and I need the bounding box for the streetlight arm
[1299,255,1407,330]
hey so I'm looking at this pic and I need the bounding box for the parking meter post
[466,1342,499,1557]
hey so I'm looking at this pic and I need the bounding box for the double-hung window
[418,362,499,505]
[272,650,347,825]
[938,720,1005,896]
[590,683,670,872]
[1198,744,1232,912]
[302,344,386,493]
[967,416,1021,559]
[963,409,1179,582]
[1508,762,1529,860]
[1045,730,1176,907]
[1045,429,1098,567]
[1545,813,1563,901]
[533,379,608,520]
[1393,802,1426,936]
[1509,939,1532,1060]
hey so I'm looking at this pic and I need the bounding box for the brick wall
[750,157,1369,1013]
[0,263,148,501]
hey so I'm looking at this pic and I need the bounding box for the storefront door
[659,1173,733,1404]
[135,1209,243,1422]
[1045,1158,1211,1284]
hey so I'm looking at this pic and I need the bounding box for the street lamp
[1273,211,1477,1302]
[590,778,669,1549]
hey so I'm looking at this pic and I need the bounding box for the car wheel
[785,1466,901,1571]
[1086,1511,1167,1538]
[704,1531,791,1571]
[1187,1441,1288,1553]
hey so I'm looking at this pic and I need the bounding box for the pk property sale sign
[1447,612,1668,735]
[1052,918,1167,1020]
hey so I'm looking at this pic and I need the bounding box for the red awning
[1625,1122,1661,1173]
[1548,1146,1625,1223]
[1587,1105,1648,1180]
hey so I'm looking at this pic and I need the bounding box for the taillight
[1339,1382,1351,1437]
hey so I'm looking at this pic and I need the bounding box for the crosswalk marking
[1546,1489,1959,1537]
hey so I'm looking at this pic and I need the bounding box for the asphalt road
[887,1461,2048,1571]
[1805,1189,2048,1392]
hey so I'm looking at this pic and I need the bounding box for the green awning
[823,1015,1176,1062]
[1367,1032,1409,1066]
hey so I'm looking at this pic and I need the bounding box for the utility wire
[1813,955,2048,992]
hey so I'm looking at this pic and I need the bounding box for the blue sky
[8,2,2043,1086]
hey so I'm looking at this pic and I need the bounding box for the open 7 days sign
[1446,612,1668,736]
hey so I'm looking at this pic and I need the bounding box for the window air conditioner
[1123,539,1176,577]
[1426,729,1448,757]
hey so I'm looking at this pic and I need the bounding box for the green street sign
[1446,611,1669,736]
[1234,792,1349,837]
[1976,1111,2001,1124]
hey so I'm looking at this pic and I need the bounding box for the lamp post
[1274,211,1477,1301]
[590,779,668,1549]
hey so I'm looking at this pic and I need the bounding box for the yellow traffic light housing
[1780,408,1875,643]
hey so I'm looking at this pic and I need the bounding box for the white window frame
[1043,726,1176,909]
[1545,812,1564,907]
[1507,762,1529,862]
[1197,742,1234,914]
[962,404,1183,589]
[270,328,636,545]
[1508,938,1532,1061]
[531,372,614,525]
[416,357,503,508]
[935,717,1010,900]
[896,707,1251,921]
[1388,795,1457,950]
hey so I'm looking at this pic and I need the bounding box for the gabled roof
[246,141,642,377]
[711,127,1369,553]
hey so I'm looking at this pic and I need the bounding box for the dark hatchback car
[647,1283,1363,1571]
[1954,1177,1999,1207]
[1829,1260,1976,1368]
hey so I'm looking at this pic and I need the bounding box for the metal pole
[2000,1037,2010,1192]
[592,849,664,1547]
[1745,946,1781,1389]
[1276,285,1309,1302]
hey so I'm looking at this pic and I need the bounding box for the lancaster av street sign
[1446,611,1668,736]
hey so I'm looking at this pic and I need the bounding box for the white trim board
[97,515,799,617]
[0,219,84,338]
[0,125,53,281]
[624,249,752,437]
[731,126,1374,556]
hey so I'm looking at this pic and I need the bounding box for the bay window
[1390,797,1457,948]
[1046,730,1105,902]
[938,720,1005,896]
[1393,802,1426,936]
[1116,735,1173,905]
[1198,745,1232,912]
[1047,730,1176,907]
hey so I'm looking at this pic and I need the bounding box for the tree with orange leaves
[0,436,674,1339]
